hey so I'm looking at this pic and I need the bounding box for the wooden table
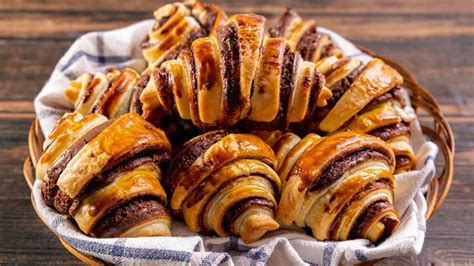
[0,0,472,264]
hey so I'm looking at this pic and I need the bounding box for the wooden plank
[0,198,82,264]
[0,11,472,40]
[0,0,472,15]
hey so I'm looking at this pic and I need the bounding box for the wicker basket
[23,46,455,265]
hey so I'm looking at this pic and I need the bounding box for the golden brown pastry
[36,112,172,238]
[140,14,332,130]
[269,8,343,62]
[164,130,281,243]
[141,0,226,67]
[274,131,400,243]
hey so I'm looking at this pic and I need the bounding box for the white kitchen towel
[33,20,439,265]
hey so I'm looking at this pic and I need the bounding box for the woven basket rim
[23,46,455,265]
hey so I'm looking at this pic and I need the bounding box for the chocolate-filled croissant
[140,13,332,131]
[36,112,172,238]
[141,0,226,67]
[273,131,400,243]
[164,130,281,243]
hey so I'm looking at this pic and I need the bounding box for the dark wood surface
[0,0,472,264]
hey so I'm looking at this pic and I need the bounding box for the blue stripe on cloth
[322,243,337,266]
[52,217,64,229]
[37,109,66,120]
[96,34,105,57]
[243,247,269,265]
[354,249,368,262]
[59,51,131,73]
[64,71,78,80]
[201,252,223,265]
[221,253,231,263]
[62,236,192,262]
[111,238,127,264]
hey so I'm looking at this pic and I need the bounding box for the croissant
[273,131,400,243]
[140,13,333,130]
[141,0,227,67]
[36,112,172,238]
[164,130,281,243]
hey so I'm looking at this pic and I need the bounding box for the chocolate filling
[181,48,203,128]
[369,122,410,141]
[91,196,169,238]
[296,29,320,61]
[395,156,412,169]
[217,22,242,126]
[130,72,150,115]
[165,130,229,192]
[275,49,298,129]
[313,64,366,124]
[309,149,390,191]
[270,8,299,37]
[349,200,398,243]
[304,71,325,121]
[320,43,338,59]
[222,197,275,234]
[154,67,174,112]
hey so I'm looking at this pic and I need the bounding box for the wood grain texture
[0,0,472,264]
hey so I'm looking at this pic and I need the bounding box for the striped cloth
[33,20,438,265]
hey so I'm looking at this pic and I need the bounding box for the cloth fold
[33,20,437,265]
